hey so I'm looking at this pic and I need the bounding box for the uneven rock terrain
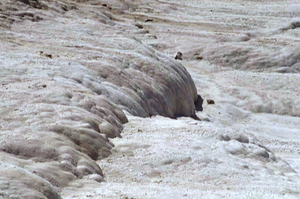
[1,0,300,198]
[1,0,199,198]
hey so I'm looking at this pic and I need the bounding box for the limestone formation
[0,0,200,198]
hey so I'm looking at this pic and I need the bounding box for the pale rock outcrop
[0,0,200,198]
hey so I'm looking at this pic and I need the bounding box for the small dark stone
[39,51,54,58]
[102,4,107,7]
[207,99,215,104]
[195,95,203,111]
[45,54,52,58]
[135,24,143,29]
[61,5,68,11]
[42,84,47,88]
[195,55,203,60]
[145,18,153,22]
[174,52,183,60]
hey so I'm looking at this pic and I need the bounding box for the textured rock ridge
[0,0,199,198]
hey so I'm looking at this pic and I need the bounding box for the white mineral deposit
[0,0,300,198]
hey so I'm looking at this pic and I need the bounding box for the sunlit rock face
[0,0,199,198]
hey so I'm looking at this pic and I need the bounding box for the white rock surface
[62,114,300,199]
[1,0,199,198]
[1,0,300,198]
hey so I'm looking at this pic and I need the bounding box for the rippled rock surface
[0,0,199,198]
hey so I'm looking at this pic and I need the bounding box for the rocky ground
[1,0,300,198]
